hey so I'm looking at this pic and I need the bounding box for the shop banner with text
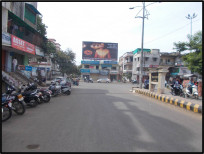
[11,35,35,55]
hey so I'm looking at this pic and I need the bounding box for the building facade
[132,48,160,82]
[119,51,133,81]
[2,2,45,78]
[80,60,119,82]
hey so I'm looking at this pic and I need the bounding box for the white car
[97,78,110,83]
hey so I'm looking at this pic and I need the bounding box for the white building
[132,48,160,82]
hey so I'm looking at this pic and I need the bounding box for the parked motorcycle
[26,83,51,103]
[18,85,40,107]
[2,87,26,115]
[2,98,12,122]
[88,78,93,83]
[170,84,184,97]
[184,84,199,99]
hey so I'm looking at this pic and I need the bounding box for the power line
[144,18,201,45]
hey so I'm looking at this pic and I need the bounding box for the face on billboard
[82,41,118,60]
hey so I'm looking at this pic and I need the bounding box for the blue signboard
[81,61,100,65]
[101,64,112,68]
[25,66,32,71]
[80,69,90,73]
[90,69,99,74]
[104,61,118,64]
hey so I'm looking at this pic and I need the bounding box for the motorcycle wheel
[38,97,44,104]
[12,101,26,115]
[43,94,51,103]
[2,105,12,122]
[66,90,71,95]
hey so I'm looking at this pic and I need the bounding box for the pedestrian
[12,57,18,72]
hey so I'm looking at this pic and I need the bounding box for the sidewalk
[131,85,202,114]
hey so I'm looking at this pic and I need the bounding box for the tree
[173,31,202,75]
[55,49,78,76]
[173,42,187,54]
[37,16,47,36]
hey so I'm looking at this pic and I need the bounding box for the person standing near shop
[12,57,18,72]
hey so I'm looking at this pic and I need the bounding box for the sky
[37,2,202,66]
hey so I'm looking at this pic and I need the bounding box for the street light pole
[139,2,145,89]
[130,2,159,88]
[186,13,197,39]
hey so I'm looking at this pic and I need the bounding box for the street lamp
[129,2,151,89]
[186,13,197,39]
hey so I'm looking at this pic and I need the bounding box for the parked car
[97,78,110,83]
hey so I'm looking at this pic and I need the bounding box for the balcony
[159,62,174,66]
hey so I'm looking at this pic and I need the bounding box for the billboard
[82,41,118,60]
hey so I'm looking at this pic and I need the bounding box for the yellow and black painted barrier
[132,88,202,114]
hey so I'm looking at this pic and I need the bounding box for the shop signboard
[25,66,32,71]
[32,67,37,76]
[2,31,11,46]
[81,61,100,65]
[110,71,118,74]
[99,70,109,75]
[82,41,118,60]
[90,69,99,74]
[11,35,35,55]
[80,69,90,73]
[18,65,25,70]
[35,46,44,56]
[104,61,118,64]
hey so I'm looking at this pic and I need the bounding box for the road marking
[193,104,200,113]
[180,100,185,108]
[186,102,192,110]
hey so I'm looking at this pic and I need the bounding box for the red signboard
[11,35,35,55]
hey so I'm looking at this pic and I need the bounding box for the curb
[132,88,202,114]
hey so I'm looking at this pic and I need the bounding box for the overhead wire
[144,18,201,45]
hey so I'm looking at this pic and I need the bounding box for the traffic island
[132,88,202,114]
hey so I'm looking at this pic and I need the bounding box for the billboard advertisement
[82,41,118,60]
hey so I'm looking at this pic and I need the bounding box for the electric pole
[130,2,158,89]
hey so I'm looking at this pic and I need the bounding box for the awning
[8,11,46,40]
[25,3,41,15]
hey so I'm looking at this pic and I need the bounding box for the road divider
[131,88,202,114]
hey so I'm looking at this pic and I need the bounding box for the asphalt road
[2,82,202,152]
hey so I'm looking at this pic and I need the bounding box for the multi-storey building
[132,48,160,82]
[119,51,133,81]
[160,52,191,80]
[2,2,45,75]
[80,60,119,82]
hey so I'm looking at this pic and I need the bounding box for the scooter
[49,81,71,96]
[184,85,199,99]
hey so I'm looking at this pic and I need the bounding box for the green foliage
[174,31,202,75]
[55,49,79,75]
[37,16,47,36]
[182,50,202,74]
[173,42,187,54]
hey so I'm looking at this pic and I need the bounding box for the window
[153,58,157,62]
[84,65,89,68]
[96,66,99,69]
[112,67,116,70]
[138,57,140,61]
[25,5,36,24]
[145,57,149,61]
